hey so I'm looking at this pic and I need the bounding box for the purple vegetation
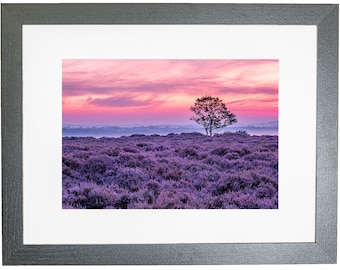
[62,132,278,209]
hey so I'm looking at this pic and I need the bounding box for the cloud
[62,59,279,97]
[215,86,278,95]
[62,81,114,96]
[62,79,197,97]
[86,95,164,108]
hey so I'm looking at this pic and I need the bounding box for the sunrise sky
[62,59,278,126]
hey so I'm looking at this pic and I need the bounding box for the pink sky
[62,59,278,126]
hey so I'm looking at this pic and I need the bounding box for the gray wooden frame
[1,3,338,265]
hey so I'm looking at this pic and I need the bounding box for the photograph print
[62,59,278,209]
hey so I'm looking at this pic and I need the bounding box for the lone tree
[190,95,237,136]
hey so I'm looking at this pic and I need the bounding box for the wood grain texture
[1,3,338,265]
[316,5,338,263]
[2,4,24,265]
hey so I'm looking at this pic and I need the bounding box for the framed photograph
[2,3,338,265]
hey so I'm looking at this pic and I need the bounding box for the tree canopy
[190,95,237,136]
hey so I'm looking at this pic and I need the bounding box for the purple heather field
[62,132,278,209]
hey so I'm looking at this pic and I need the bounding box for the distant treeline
[62,123,278,137]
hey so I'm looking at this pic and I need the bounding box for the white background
[1,0,339,269]
[23,24,316,244]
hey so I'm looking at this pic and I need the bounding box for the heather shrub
[83,156,112,174]
[62,164,72,177]
[146,181,160,196]
[230,193,259,209]
[193,179,206,191]
[141,181,161,205]
[136,143,148,148]
[230,146,251,157]
[203,155,221,166]
[62,156,81,170]
[244,152,273,162]
[153,190,194,209]
[104,147,121,157]
[196,170,220,182]
[207,195,226,209]
[255,182,277,199]
[257,197,278,209]
[224,152,240,160]
[114,194,132,209]
[210,180,233,196]
[178,147,199,159]
[122,146,139,153]
[81,156,115,183]
[115,167,148,191]
[163,167,183,181]
[63,182,116,209]
[211,147,229,157]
